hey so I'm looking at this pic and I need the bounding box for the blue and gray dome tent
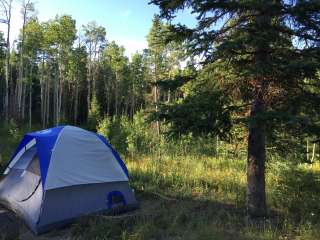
[0,126,138,234]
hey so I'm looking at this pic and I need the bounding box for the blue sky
[1,0,196,57]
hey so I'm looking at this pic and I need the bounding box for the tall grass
[73,149,320,240]
[89,115,320,239]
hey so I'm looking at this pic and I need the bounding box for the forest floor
[0,126,320,240]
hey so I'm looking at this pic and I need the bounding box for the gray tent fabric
[12,147,37,171]
[0,126,138,235]
[0,169,43,232]
[46,126,128,190]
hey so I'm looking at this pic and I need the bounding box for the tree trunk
[106,87,110,117]
[154,85,160,135]
[17,1,29,121]
[306,139,309,162]
[153,59,160,136]
[46,74,50,126]
[115,71,119,116]
[3,0,12,123]
[40,55,45,127]
[125,98,129,117]
[216,136,219,157]
[28,67,33,129]
[130,91,135,119]
[21,82,26,121]
[246,8,272,218]
[42,82,46,128]
[54,63,59,125]
[87,44,92,120]
[58,62,64,124]
[246,98,267,217]
[311,143,316,163]
[9,67,15,118]
[74,76,79,125]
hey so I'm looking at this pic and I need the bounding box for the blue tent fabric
[107,190,127,209]
[8,126,64,187]
[28,126,65,186]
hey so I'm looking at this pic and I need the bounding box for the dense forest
[0,0,320,239]
[0,1,182,128]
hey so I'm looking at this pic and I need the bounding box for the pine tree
[150,0,320,217]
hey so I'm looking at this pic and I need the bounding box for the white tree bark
[17,0,32,120]
[28,66,33,129]
[0,0,12,122]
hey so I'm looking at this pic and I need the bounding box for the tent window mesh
[27,155,40,176]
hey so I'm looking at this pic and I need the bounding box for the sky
[0,0,196,57]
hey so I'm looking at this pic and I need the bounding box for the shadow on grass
[71,166,320,240]
[270,164,320,224]
[72,193,244,240]
[71,170,286,240]
[71,189,291,240]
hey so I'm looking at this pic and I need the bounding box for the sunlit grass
[127,154,247,205]
[121,151,320,240]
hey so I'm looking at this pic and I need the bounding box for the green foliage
[97,115,130,154]
[103,42,128,74]
[46,15,77,51]
[152,63,234,139]
[88,95,101,130]
[23,18,44,59]
[82,21,106,51]
[97,111,157,155]
[157,88,232,139]
[0,121,33,172]
[129,53,147,111]
[96,117,111,140]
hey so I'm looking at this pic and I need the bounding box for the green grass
[0,125,320,239]
[72,151,320,240]
[0,123,24,172]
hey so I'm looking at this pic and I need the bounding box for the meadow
[0,123,320,240]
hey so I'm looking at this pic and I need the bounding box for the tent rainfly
[0,126,138,234]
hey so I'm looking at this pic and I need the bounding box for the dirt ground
[0,207,72,240]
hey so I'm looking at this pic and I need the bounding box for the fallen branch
[96,212,161,221]
[97,213,140,219]
[150,191,178,201]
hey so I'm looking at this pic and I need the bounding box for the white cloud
[113,38,148,58]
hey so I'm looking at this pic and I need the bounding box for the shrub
[97,115,130,154]
[126,111,157,155]
[88,96,102,131]
[97,111,159,155]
